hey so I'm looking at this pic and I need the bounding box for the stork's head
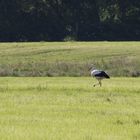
[88,64,96,71]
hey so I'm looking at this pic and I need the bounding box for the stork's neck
[91,67,96,71]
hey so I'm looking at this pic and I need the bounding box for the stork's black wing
[95,71,110,78]
[101,71,110,78]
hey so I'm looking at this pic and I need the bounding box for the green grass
[0,77,140,140]
[0,42,140,76]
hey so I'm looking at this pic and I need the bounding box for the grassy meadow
[0,77,140,140]
[0,42,140,76]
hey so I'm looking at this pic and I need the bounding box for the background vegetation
[0,42,140,77]
[0,0,140,41]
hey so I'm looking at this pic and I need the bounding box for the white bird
[89,67,110,87]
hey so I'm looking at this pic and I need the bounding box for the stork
[89,67,110,87]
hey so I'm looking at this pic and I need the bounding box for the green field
[0,42,140,76]
[0,77,140,140]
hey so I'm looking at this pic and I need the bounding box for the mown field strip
[0,42,140,76]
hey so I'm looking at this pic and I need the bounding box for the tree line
[0,0,140,41]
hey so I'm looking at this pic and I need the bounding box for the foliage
[0,0,140,41]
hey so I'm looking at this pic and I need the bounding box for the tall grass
[0,77,139,140]
[0,42,140,76]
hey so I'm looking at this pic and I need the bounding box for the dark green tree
[0,0,140,41]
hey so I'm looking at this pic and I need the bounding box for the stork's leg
[93,79,102,87]
[99,80,102,87]
[93,80,100,87]
[93,83,98,87]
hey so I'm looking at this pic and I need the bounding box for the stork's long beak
[88,66,92,71]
